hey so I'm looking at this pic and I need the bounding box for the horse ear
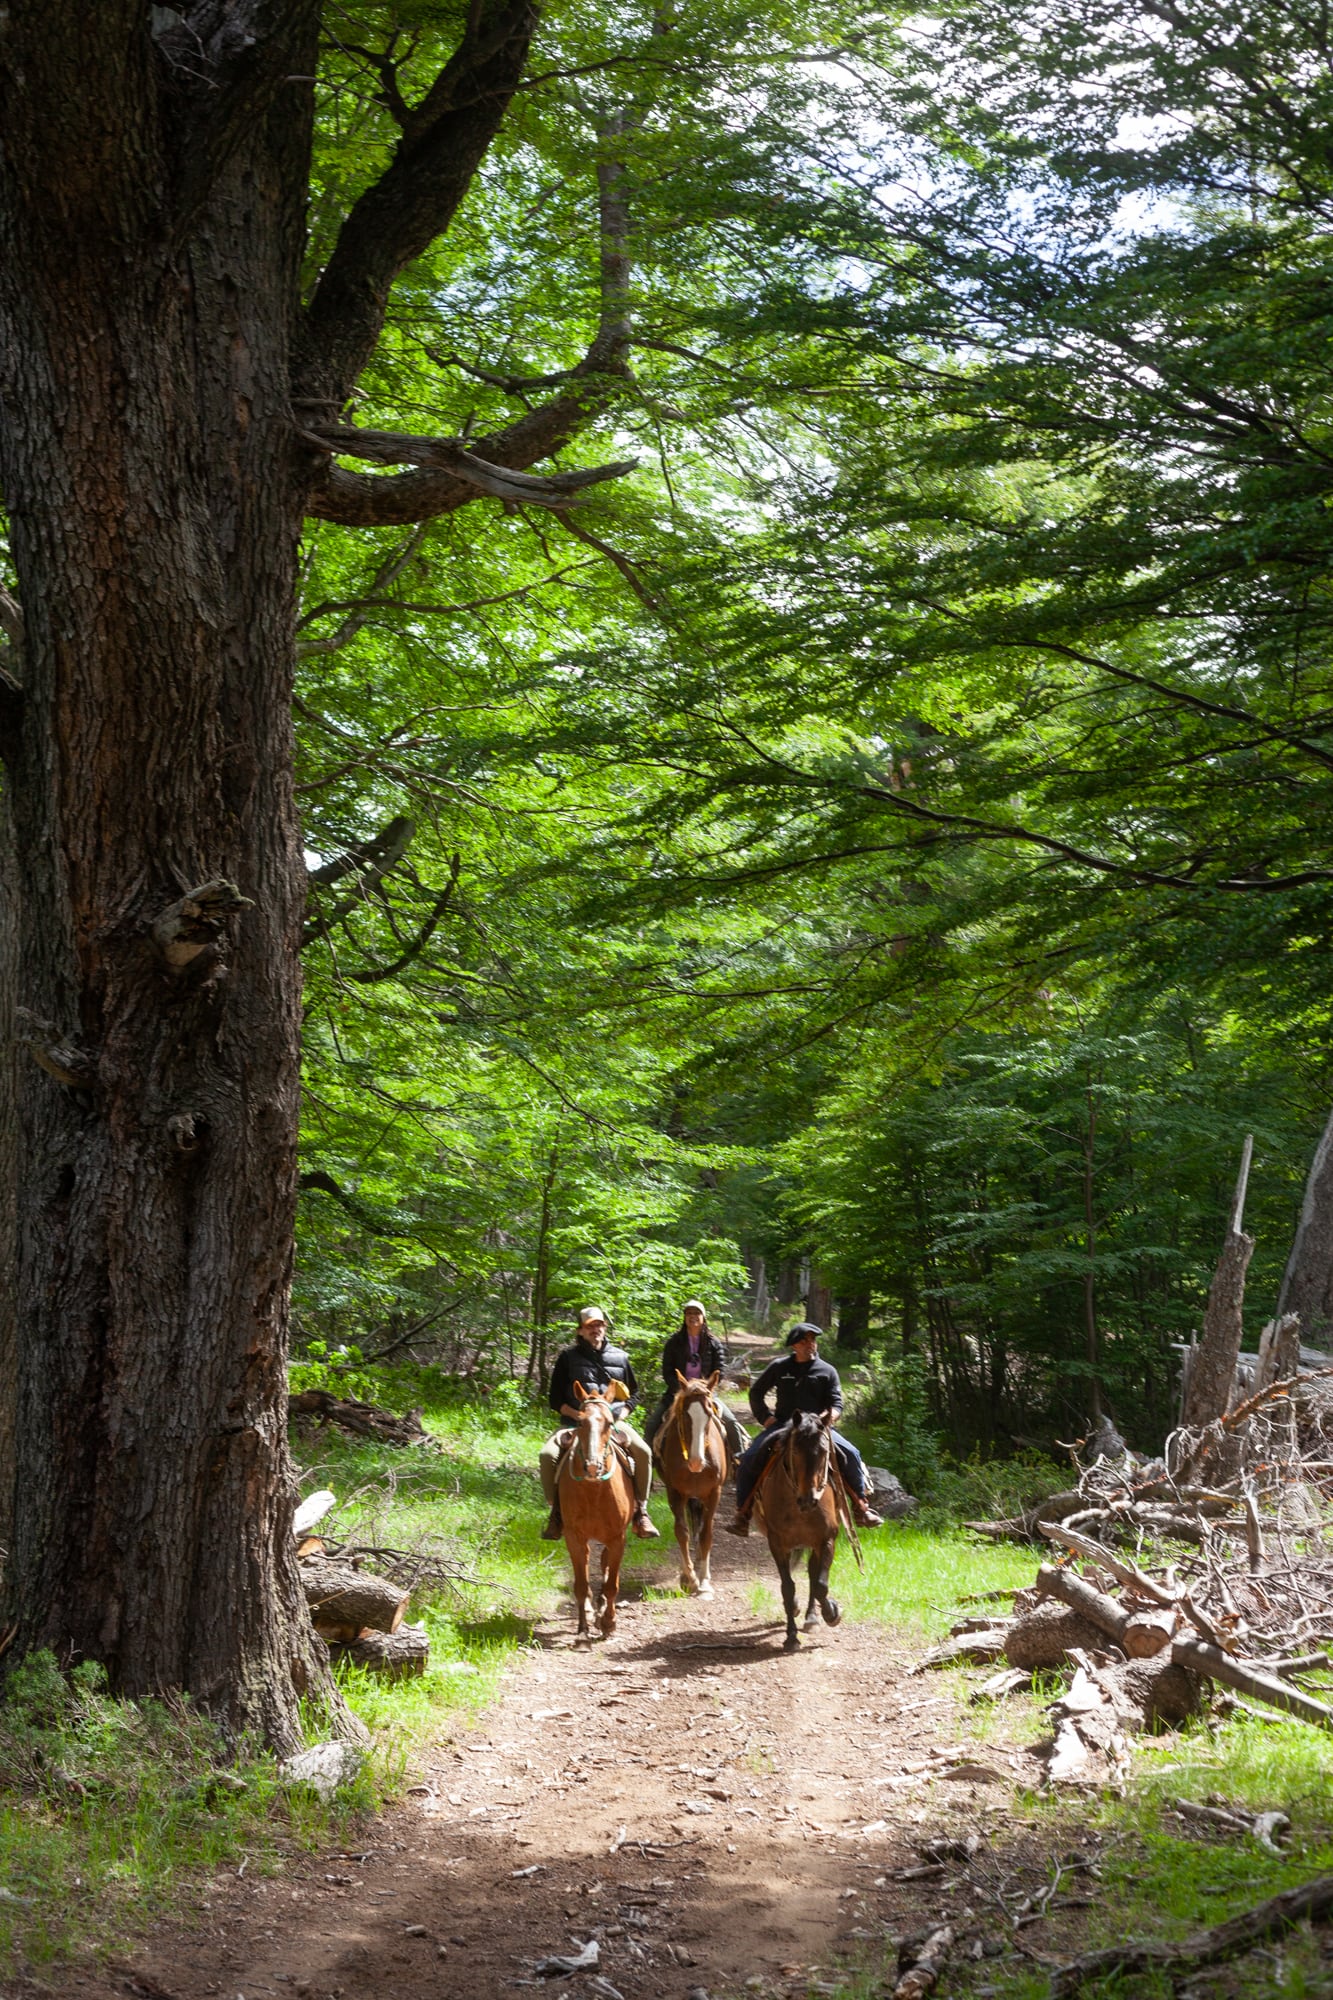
[820,1408,835,1427]
[706,1369,721,1389]
[675,1369,688,1388]
[573,1382,590,1402]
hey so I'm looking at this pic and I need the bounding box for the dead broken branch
[1046,1874,1333,1996]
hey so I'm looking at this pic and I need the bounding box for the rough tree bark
[1277,1102,1333,1346]
[0,0,630,1748]
[1181,1136,1256,1429]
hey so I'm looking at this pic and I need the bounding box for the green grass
[0,1364,568,1972]
[832,1519,1035,1635]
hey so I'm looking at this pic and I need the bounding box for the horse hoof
[698,1582,714,1599]
[783,1633,801,1652]
[821,1597,842,1627]
[574,1631,593,1648]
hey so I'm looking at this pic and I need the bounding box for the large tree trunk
[0,2,340,1748]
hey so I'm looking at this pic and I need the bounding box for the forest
[5,2,1333,1996]
[285,0,1333,1459]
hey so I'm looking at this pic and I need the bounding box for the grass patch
[832,1519,1034,1636]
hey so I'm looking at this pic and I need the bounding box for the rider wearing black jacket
[644,1301,747,1461]
[539,1306,659,1541]
[724,1323,882,1532]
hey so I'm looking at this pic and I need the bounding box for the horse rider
[724,1321,884,1534]
[539,1305,660,1541]
[644,1299,749,1465]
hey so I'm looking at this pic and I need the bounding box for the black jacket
[748,1353,842,1427]
[660,1325,727,1391]
[548,1337,639,1417]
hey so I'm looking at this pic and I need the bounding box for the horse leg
[814,1533,841,1626]
[670,1488,698,1594]
[695,1491,717,1598]
[775,1549,800,1651]
[803,1545,822,1629]
[600,1533,626,1636]
[568,1534,593,1646]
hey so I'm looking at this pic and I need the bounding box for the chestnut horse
[556,1382,636,1644]
[654,1371,728,1598]
[754,1409,842,1650]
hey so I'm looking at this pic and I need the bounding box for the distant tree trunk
[526,1147,558,1394]
[836,1291,871,1349]
[1082,1081,1103,1424]
[806,1269,834,1333]
[1277,1102,1333,1347]
[1181,1137,1256,1429]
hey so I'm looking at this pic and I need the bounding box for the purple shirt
[683,1332,703,1379]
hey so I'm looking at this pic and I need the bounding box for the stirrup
[632,1507,660,1538]
[540,1506,563,1541]
[852,1501,883,1527]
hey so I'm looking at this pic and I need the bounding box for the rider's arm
[748,1358,780,1428]
[548,1352,573,1419]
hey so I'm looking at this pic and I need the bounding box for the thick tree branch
[347,853,463,984]
[303,815,414,947]
[301,89,639,527]
[294,0,539,408]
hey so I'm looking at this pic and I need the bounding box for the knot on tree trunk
[151,878,253,974]
[14,1008,95,1090]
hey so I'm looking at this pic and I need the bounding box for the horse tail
[688,1496,704,1535]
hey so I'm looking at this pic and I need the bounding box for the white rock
[278,1741,364,1801]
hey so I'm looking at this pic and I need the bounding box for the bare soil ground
[49,1533,1063,2000]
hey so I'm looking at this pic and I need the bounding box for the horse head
[572,1380,625,1478]
[786,1409,834,1511]
[673,1368,723,1473]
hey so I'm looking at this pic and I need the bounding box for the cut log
[1033,1562,1128,1647]
[1122,1609,1177,1659]
[1005,1602,1108,1670]
[299,1557,409,1635]
[330,1624,430,1681]
[893,1924,953,2000]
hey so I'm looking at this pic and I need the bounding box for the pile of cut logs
[927,1370,1333,1785]
[294,1490,430,1680]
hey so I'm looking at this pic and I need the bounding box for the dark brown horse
[556,1382,636,1644]
[654,1371,728,1598]
[754,1409,842,1650]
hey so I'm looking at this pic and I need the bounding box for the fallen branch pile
[929,1373,1333,1782]
[288,1387,442,1449]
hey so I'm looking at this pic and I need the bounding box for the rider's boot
[540,1504,564,1541]
[632,1506,660,1538]
[850,1494,883,1527]
[723,1504,751,1538]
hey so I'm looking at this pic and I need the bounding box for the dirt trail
[72,1534,1043,2000]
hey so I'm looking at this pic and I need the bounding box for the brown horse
[754,1409,842,1650]
[556,1382,637,1645]
[654,1371,728,1598]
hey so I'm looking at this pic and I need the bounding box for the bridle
[669,1385,724,1465]
[780,1420,832,1508]
[567,1393,621,1483]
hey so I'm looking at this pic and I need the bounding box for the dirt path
[73,1534,1045,2000]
